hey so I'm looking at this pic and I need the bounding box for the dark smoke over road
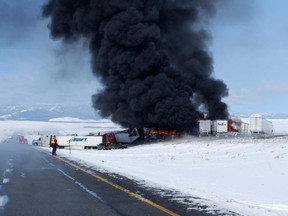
[43,0,229,130]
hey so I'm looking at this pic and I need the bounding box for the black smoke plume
[43,0,229,130]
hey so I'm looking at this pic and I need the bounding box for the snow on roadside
[1,119,288,215]
[0,120,120,143]
[43,136,288,216]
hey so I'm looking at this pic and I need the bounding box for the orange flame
[150,129,177,140]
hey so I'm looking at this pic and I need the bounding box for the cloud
[0,0,44,44]
[0,0,103,106]
[264,83,288,93]
[213,0,257,25]
[225,89,260,104]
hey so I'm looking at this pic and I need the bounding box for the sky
[0,0,288,115]
[211,0,288,114]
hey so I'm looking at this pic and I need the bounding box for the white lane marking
[57,168,104,202]
[2,178,9,184]
[6,169,13,173]
[0,157,13,210]
[0,195,9,209]
[41,156,104,203]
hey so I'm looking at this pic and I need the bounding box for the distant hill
[0,104,100,121]
[232,113,288,119]
[0,104,287,122]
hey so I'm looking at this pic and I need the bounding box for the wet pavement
[0,140,237,216]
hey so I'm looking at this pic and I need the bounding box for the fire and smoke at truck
[42,0,229,131]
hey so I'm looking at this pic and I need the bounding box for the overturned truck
[97,128,143,150]
[97,128,180,150]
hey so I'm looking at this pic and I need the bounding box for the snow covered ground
[1,119,288,216]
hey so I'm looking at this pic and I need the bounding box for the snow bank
[0,120,120,142]
[1,119,288,215]
[54,137,288,216]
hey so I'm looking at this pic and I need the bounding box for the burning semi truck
[34,115,272,151]
[97,120,244,149]
[97,128,184,149]
[199,119,249,136]
[97,128,176,149]
[97,128,142,150]
[97,118,250,149]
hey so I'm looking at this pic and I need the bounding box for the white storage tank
[250,115,273,134]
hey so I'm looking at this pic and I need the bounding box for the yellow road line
[56,156,180,216]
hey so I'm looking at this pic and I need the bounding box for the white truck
[199,120,212,136]
[250,115,273,134]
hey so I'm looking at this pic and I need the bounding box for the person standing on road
[51,135,58,155]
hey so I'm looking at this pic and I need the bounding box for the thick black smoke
[43,0,229,130]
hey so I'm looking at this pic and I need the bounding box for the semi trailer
[36,135,102,149]
[250,115,273,134]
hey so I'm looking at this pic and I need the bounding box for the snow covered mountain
[0,104,100,121]
[1,104,287,122]
[233,112,288,119]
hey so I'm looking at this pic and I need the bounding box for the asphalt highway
[0,140,233,216]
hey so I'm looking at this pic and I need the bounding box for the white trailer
[212,120,228,134]
[65,136,102,149]
[250,115,273,134]
[38,135,102,149]
[199,120,211,135]
[240,122,249,134]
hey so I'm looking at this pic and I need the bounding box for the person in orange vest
[51,135,58,155]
